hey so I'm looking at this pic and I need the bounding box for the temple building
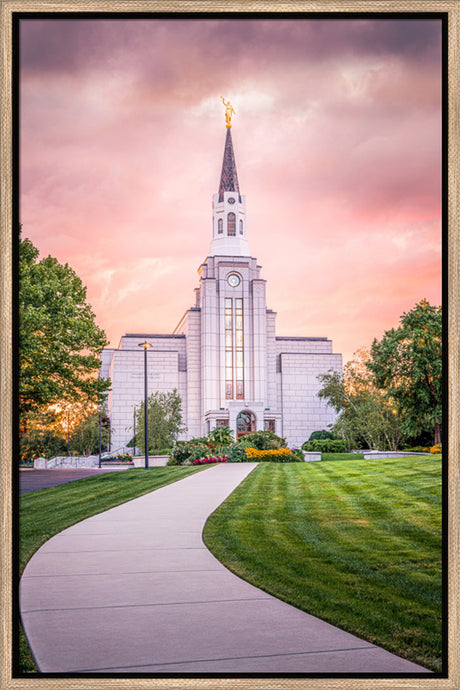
[100,110,342,451]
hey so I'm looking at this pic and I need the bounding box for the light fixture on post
[138,341,152,469]
[133,404,137,457]
[98,407,102,468]
[66,410,70,456]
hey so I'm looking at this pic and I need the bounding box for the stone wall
[34,456,100,469]
[108,338,187,451]
[278,351,342,448]
[363,451,432,459]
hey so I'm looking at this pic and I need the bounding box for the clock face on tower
[228,197,236,204]
[227,273,241,287]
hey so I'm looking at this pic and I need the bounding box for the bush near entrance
[238,430,287,450]
[302,439,348,453]
[308,430,335,441]
[169,429,296,465]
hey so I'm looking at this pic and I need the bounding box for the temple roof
[218,128,240,202]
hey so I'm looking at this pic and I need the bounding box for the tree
[318,348,404,451]
[19,233,110,420]
[70,411,111,456]
[19,409,67,461]
[368,300,442,445]
[135,389,185,454]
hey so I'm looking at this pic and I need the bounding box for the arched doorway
[237,411,256,439]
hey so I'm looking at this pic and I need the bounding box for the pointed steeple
[218,129,241,202]
[210,118,249,258]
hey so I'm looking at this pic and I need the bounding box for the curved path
[20,463,430,674]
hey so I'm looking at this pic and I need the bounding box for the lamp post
[98,408,102,468]
[66,410,70,456]
[138,341,152,469]
[133,404,137,457]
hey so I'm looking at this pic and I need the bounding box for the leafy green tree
[70,411,111,456]
[318,348,404,451]
[19,233,110,420]
[368,300,442,445]
[136,389,185,454]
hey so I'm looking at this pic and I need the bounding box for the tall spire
[210,103,249,257]
[218,128,240,202]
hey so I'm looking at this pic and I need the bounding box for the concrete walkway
[20,463,430,674]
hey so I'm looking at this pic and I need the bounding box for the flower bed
[193,456,228,465]
[101,453,134,464]
[245,447,301,462]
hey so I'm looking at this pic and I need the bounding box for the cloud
[19,16,442,363]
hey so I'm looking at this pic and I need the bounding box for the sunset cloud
[19,16,442,363]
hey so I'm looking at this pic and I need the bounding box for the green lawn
[203,456,442,672]
[18,466,207,672]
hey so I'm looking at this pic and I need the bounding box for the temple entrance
[236,411,256,439]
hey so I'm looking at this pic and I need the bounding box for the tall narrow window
[239,219,244,235]
[225,298,233,399]
[218,218,223,234]
[227,212,236,236]
[235,298,244,399]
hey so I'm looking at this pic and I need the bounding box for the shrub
[290,447,305,462]
[302,439,348,453]
[169,439,210,465]
[309,430,335,441]
[237,430,287,450]
[245,447,301,463]
[207,426,234,455]
[430,444,442,454]
[227,444,249,463]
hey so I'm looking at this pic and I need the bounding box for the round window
[227,273,241,287]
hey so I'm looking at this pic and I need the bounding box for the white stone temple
[100,116,342,451]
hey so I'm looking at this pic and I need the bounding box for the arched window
[237,411,256,438]
[227,212,236,236]
[239,220,244,235]
[218,218,223,234]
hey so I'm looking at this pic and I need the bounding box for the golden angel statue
[221,97,235,128]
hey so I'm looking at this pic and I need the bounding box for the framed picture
[1,2,458,689]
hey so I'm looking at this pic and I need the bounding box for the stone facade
[100,127,342,451]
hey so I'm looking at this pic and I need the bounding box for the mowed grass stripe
[203,458,442,671]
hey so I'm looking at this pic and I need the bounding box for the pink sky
[19,17,442,364]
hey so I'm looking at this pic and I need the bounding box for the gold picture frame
[1,2,458,688]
